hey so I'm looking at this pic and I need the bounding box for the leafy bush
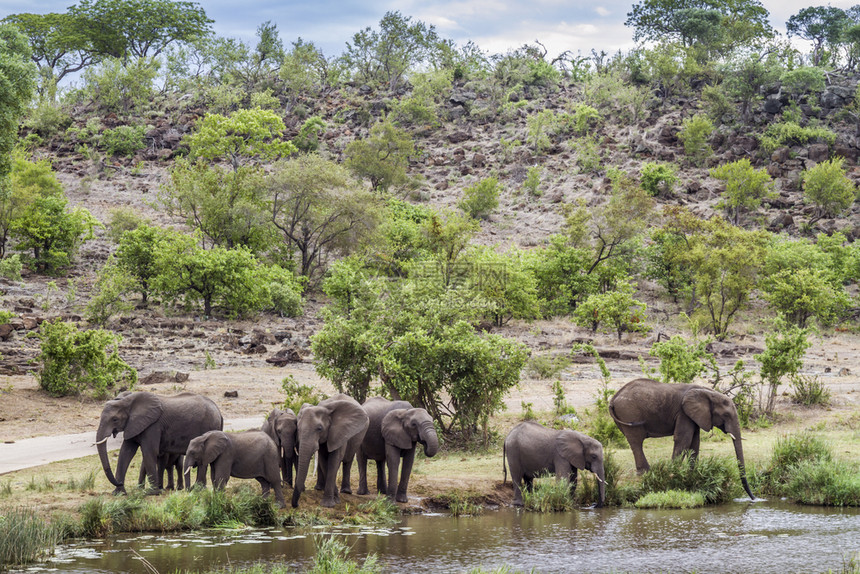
[293,116,326,153]
[639,455,740,504]
[23,100,73,139]
[36,320,137,398]
[759,433,831,492]
[802,157,857,218]
[710,158,774,224]
[79,57,160,114]
[0,254,22,280]
[568,103,601,135]
[458,177,500,220]
[789,374,832,406]
[759,121,836,153]
[100,125,146,157]
[640,162,678,196]
[755,320,811,415]
[649,335,716,384]
[85,261,137,326]
[527,354,571,379]
[573,134,603,173]
[522,478,574,512]
[572,283,648,341]
[678,115,713,166]
[107,207,151,243]
[783,460,860,506]
[760,267,850,328]
[522,166,542,197]
[280,374,326,413]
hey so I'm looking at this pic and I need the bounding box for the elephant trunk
[419,421,439,458]
[595,463,606,508]
[730,425,755,500]
[292,441,318,508]
[96,422,120,487]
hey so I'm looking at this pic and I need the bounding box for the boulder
[266,346,305,366]
[808,143,830,163]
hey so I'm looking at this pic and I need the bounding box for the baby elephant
[504,421,605,507]
[184,430,285,508]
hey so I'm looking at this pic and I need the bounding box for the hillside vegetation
[1,3,859,440]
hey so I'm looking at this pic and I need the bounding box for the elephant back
[159,393,224,454]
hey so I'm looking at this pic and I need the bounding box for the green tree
[278,38,333,101]
[573,282,648,340]
[464,246,541,327]
[114,224,165,303]
[786,6,850,66]
[722,53,780,123]
[678,115,714,166]
[343,11,440,91]
[640,162,678,196]
[458,177,500,220]
[0,25,36,189]
[36,319,137,398]
[1,12,97,93]
[184,107,296,171]
[85,259,136,326]
[710,158,774,224]
[760,267,850,327]
[79,55,159,114]
[755,319,810,415]
[344,117,416,192]
[266,155,380,281]
[649,335,716,384]
[68,0,212,61]
[802,157,857,219]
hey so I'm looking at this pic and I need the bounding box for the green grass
[523,479,574,512]
[342,496,398,525]
[634,489,706,509]
[439,490,484,516]
[0,507,61,569]
[638,454,741,504]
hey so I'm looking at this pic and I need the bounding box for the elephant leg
[140,449,161,495]
[357,451,369,495]
[211,461,229,490]
[257,477,271,497]
[689,427,701,466]
[314,452,326,491]
[321,451,342,508]
[623,431,650,474]
[113,441,140,495]
[385,444,401,502]
[569,468,578,498]
[673,419,697,461]
[340,455,354,494]
[375,460,386,495]
[524,475,535,492]
[266,476,286,508]
[510,468,525,506]
[394,447,415,503]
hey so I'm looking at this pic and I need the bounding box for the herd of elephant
[93,378,755,511]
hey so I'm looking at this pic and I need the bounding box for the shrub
[639,455,740,504]
[527,354,571,379]
[310,535,381,574]
[107,207,151,243]
[640,162,678,196]
[649,335,716,384]
[755,320,811,415]
[572,283,648,341]
[0,254,22,280]
[802,157,857,219]
[522,478,574,512]
[760,267,850,328]
[458,177,500,220]
[710,158,774,224]
[573,134,603,173]
[783,460,860,506]
[790,374,832,406]
[23,100,73,139]
[85,261,137,326]
[36,320,137,398]
[678,115,713,166]
[100,125,146,157]
[634,489,706,509]
[79,57,160,114]
[522,166,542,197]
[293,116,326,153]
[760,433,831,492]
[759,121,836,153]
[280,374,326,413]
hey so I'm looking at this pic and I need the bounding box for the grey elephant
[356,397,439,503]
[95,391,223,495]
[261,408,297,487]
[137,452,185,491]
[609,377,754,499]
[504,421,606,507]
[183,430,286,508]
[292,394,369,508]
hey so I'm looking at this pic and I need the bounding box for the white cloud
[595,7,611,17]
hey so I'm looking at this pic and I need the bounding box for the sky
[2,0,859,62]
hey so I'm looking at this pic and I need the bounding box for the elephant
[137,452,186,491]
[356,397,439,503]
[504,421,606,507]
[95,391,223,495]
[183,430,286,508]
[260,407,297,487]
[609,377,755,500]
[292,394,369,508]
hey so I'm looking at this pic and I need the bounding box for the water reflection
[23,500,860,574]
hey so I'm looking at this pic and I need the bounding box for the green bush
[293,116,326,152]
[759,121,836,153]
[79,57,160,114]
[458,177,500,220]
[522,166,542,197]
[572,134,603,173]
[36,320,137,398]
[649,335,716,384]
[755,321,811,415]
[710,158,774,224]
[572,283,648,341]
[783,460,860,506]
[101,125,146,157]
[522,478,574,512]
[789,374,832,406]
[640,162,678,196]
[759,433,831,492]
[802,157,857,218]
[527,354,571,379]
[0,254,22,280]
[23,100,73,139]
[678,115,713,166]
[639,455,740,504]
[280,374,326,413]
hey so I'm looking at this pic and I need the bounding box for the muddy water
[26,500,860,573]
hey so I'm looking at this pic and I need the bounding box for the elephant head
[95,392,163,487]
[262,408,298,484]
[682,388,754,500]
[382,408,439,457]
[183,431,230,477]
[557,430,605,507]
[292,398,368,508]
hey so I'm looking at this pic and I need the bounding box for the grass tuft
[308,535,381,574]
[639,454,740,504]
[523,478,574,512]
[0,506,61,568]
[634,489,706,509]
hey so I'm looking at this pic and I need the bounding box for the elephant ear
[261,409,280,444]
[557,430,586,470]
[124,393,164,439]
[204,432,231,461]
[682,388,714,432]
[382,409,414,450]
[324,399,369,453]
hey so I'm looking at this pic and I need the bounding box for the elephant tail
[502,441,507,485]
[608,400,644,427]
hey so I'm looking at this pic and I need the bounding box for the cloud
[595,7,611,17]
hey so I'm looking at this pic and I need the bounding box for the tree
[458,177,500,220]
[68,0,212,61]
[184,108,296,171]
[267,155,380,282]
[722,53,780,123]
[279,38,333,101]
[463,246,541,327]
[1,12,97,92]
[0,25,36,189]
[343,11,440,91]
[572,282,648,340]
[710,158,774,224]
[802,157,857,219]
[755,319,810,415]
[115,224,165,303]
[786,6,850,67]
[760,267,850,327]
[626,0,773,53]
[344,117,416,192]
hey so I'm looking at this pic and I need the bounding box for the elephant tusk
[312,452,317,478]
[594,475,606,484]
[93,436,110,446]
[184,467,192,476]
[727,432,737,441]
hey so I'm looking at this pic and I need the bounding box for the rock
[224,390,238,398]
[833,144,858,163]
[266,346,305,366]
[769,212,794,230]
[705,341,763,357]
[764,94,783,114]
[808,143,830,163]
[771,147,790,163]
[448,131,470,144]
[0,323,13,341]
[839,368,851,376]
[472,153,486,168]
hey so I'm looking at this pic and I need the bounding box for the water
[22,500,860,573]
